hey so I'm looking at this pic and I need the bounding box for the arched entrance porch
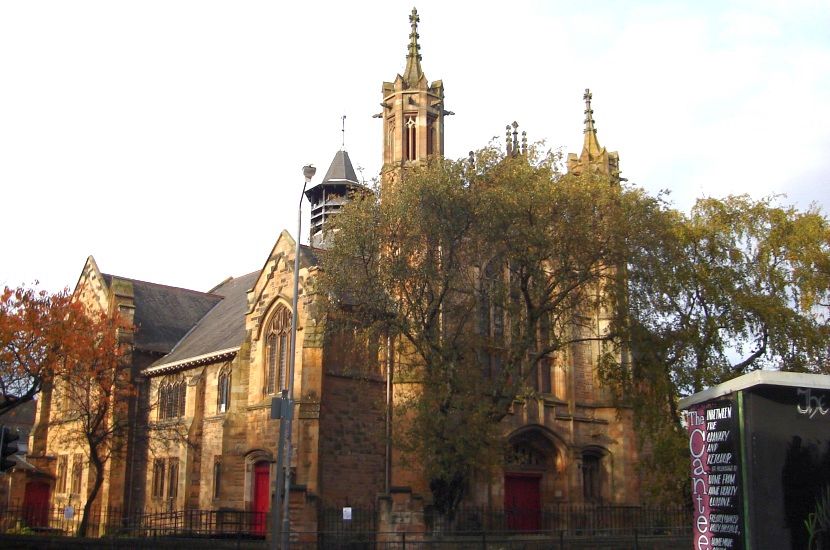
[504,425,565,532]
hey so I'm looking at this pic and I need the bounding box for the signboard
[680,372,830,549]
[342,507,352,521]
[685,398,743,550]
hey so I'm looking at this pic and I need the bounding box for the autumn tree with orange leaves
[0,285,76,416]
[1,283,133,536]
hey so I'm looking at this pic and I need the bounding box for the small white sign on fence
[64,505,74,520]
[342,507,352,521]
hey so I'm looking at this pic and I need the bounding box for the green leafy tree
[320,147,646,517]
[603,194,830,502]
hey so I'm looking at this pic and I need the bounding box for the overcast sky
[2,0,828,293]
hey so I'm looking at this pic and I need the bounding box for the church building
[24,7,641,540]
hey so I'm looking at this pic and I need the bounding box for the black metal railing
[0,503,266,539]
[0,502,690,545]
[425,503,690,536]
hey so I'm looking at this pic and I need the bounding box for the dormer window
[266,306,292,395]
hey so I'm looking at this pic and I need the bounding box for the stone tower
[567,89,621,180]
[304,149,364,248]
[379,8,449,188]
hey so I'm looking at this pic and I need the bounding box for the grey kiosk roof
[679,371,830,409]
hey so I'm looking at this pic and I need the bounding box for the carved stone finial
[581,88,602,156]
[512,121,519,157]
[468,151,475,167]
[506,125,513,155]
[583,88,596,135]
[521,131,527,156]
[403,7,423,85]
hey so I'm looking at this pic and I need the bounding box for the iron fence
[302,529,692,550]
[425,503,690,536]
[0,503,266,539]
[0,502,690,546]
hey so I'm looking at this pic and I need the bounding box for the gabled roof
[101,275,223,354]
[144,270,259,374]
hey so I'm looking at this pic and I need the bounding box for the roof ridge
[102,273,223,298]
[207,270,260,294]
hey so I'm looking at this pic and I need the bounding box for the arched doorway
[251,461,270,536]
[23,481,50,528]
[504,428,562,532]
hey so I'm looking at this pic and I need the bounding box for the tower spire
[403,7,424,86]
[582,88,601,156]
[380,8,445,187]
[568,88,620,180]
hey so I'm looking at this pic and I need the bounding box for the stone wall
[318,373,386,507]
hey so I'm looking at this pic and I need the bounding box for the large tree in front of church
[320,147,643,516]
[321,144,830,512]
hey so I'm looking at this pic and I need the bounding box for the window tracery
[157,376,186,420]
[265,306,292,395]
[404,115,417,161]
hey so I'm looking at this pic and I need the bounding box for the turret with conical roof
[567,89,620,180]
[304,150,368,248]
[378,8,449,190]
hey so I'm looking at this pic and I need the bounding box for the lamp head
[303,165,316,182]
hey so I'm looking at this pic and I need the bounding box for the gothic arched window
[426,115,435,155]
[582,450,604,503]
[404,115,417,161]
[217,365,231,413]
[158,376,186,420]
[265,306,292,395]
[386,120,395,162]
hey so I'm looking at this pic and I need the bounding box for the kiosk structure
[680,371,830,549]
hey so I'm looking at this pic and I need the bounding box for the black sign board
[681,373,830,550]
[685,397,744,550]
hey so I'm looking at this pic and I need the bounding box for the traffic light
[0,425,20,472]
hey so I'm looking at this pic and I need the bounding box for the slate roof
[299,244,319,265]
[320,150,359,184]
[102,275,223,354]
[146,270,259,372]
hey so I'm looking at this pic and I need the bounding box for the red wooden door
[23,481,50,528]
[252,461,270,536]
[504,474,541,532]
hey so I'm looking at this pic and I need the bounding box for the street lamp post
[275,164,316,549]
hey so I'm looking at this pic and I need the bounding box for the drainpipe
[385,334,393,494]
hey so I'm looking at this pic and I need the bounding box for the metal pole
[281,164,316,549]
[271,389,288,550]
